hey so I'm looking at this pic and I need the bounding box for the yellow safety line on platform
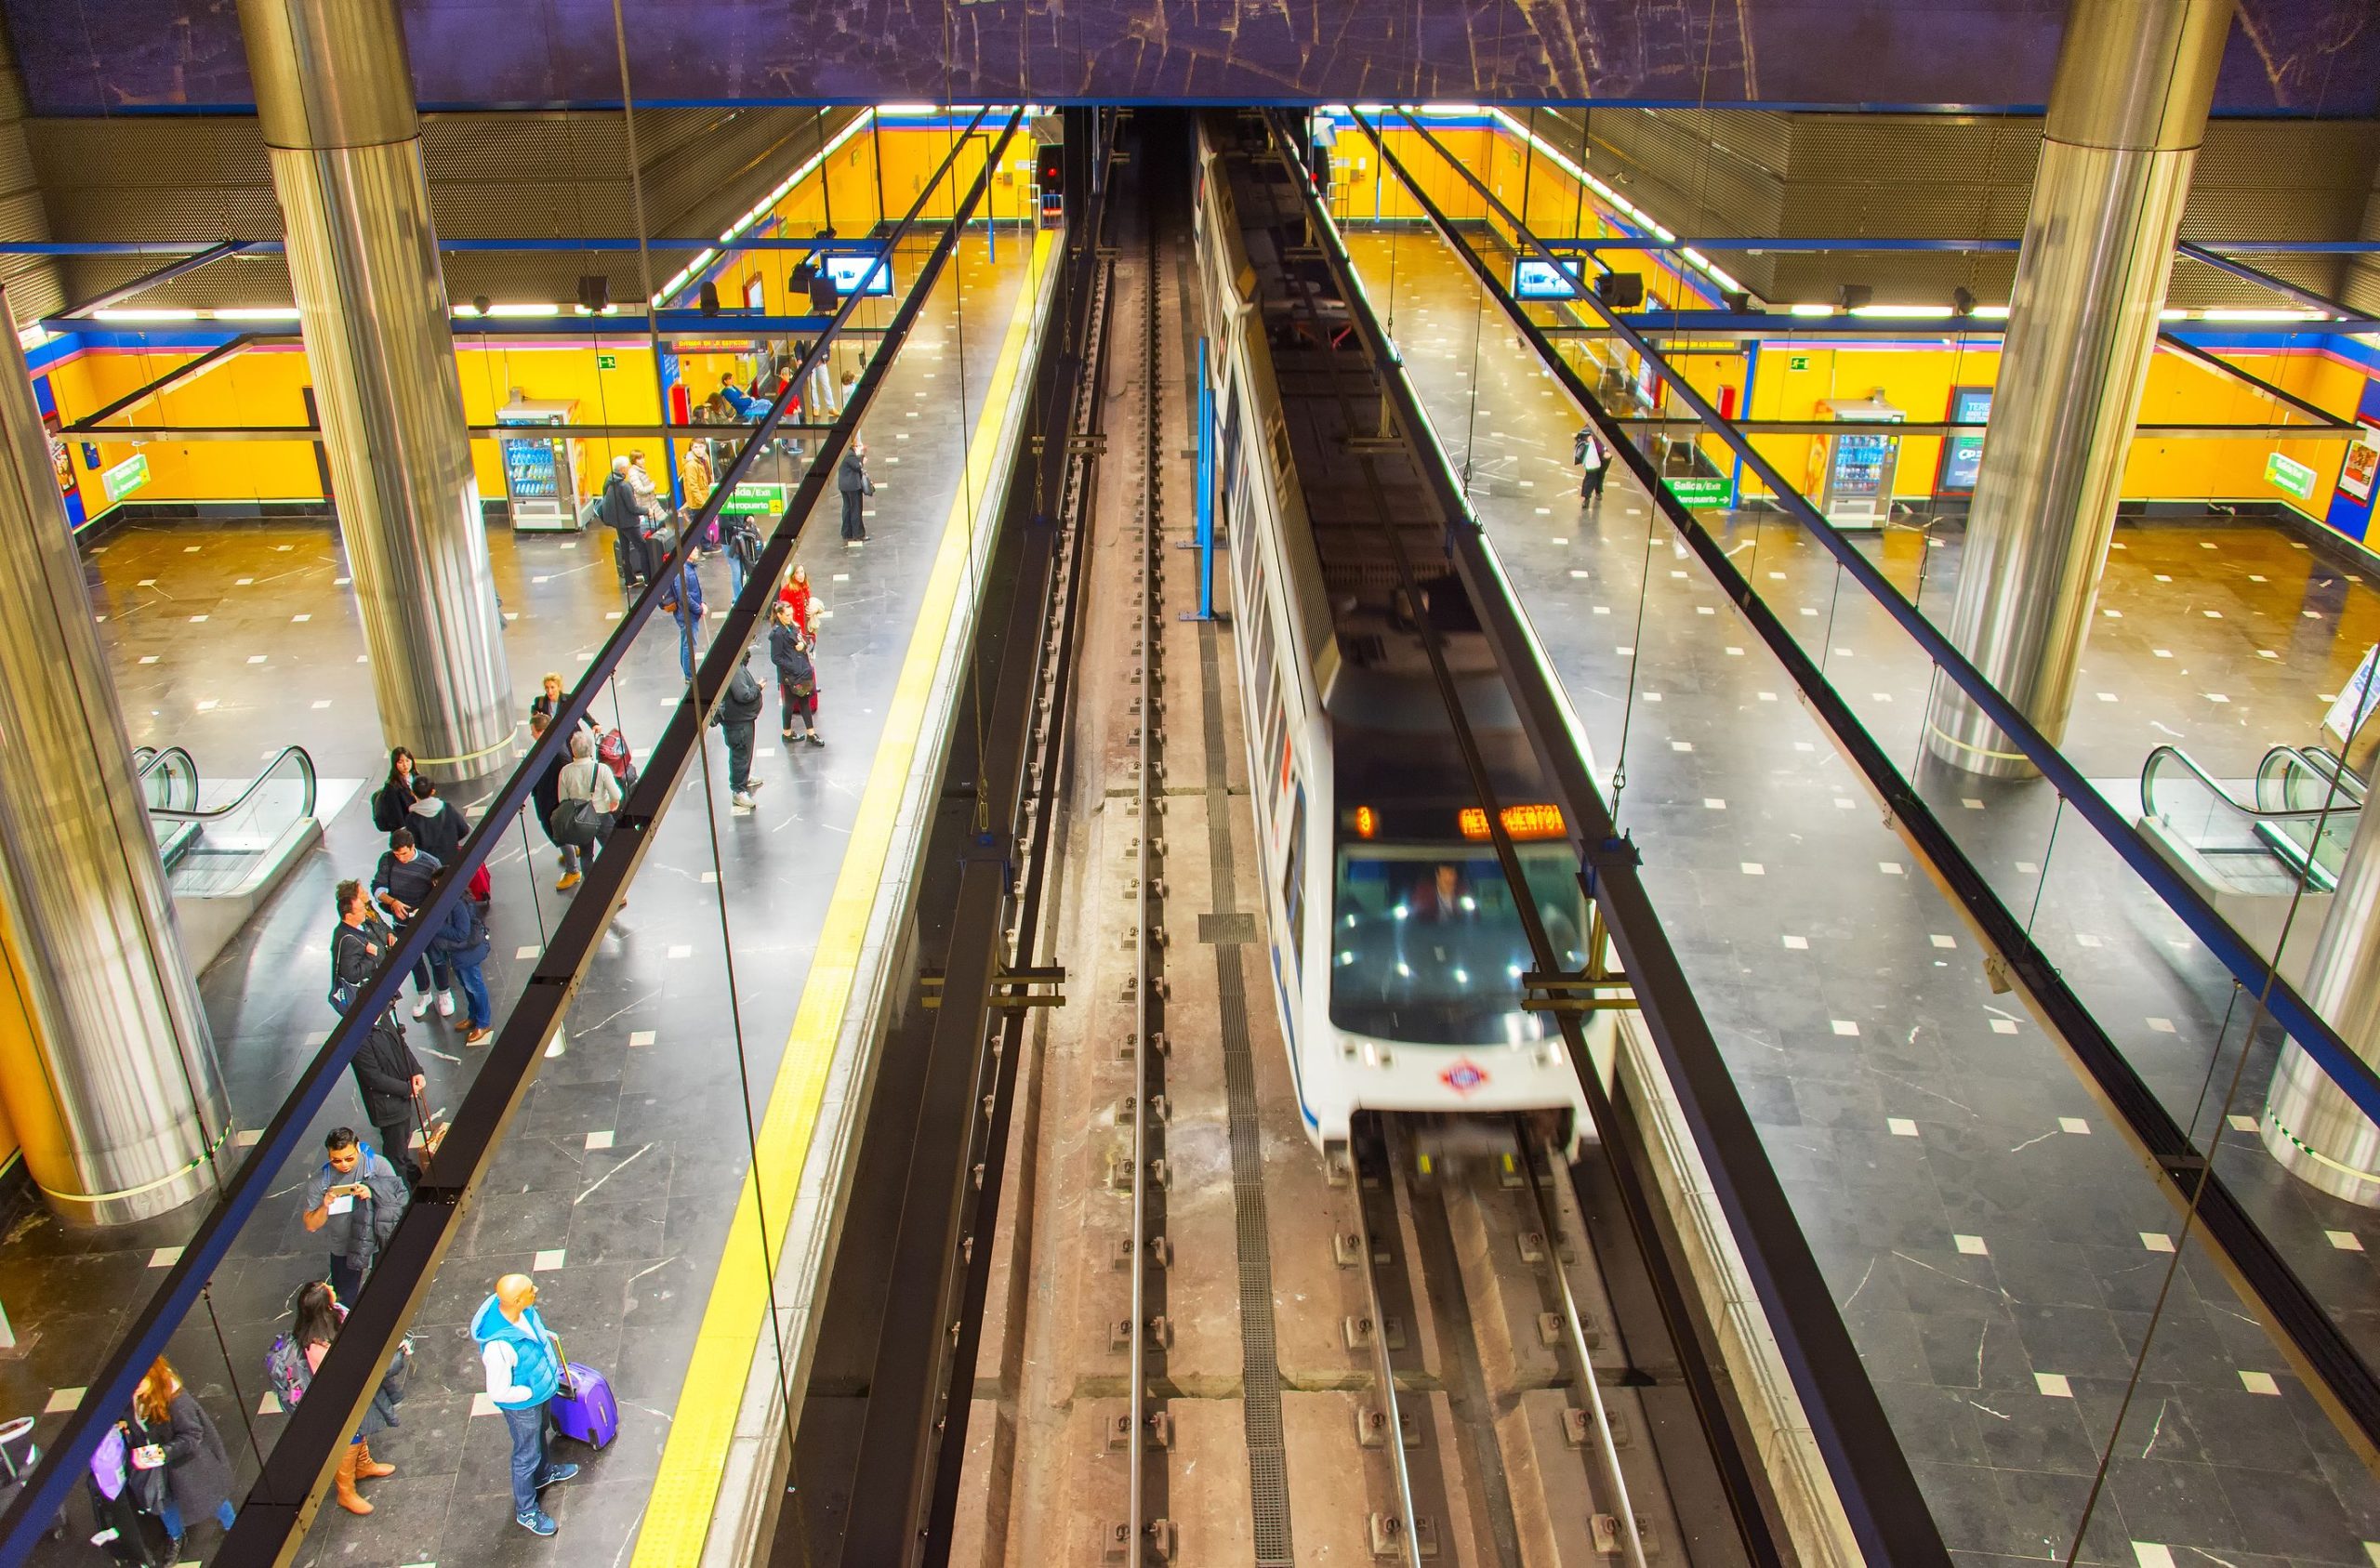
[632,229,1052,1567]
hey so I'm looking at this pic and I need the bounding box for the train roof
[1205,114,1500,692]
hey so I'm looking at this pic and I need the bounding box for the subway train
[1193,113,1598,1155]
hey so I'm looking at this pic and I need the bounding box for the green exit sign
[102,452,149,504]
[1787,354,1810,372]
[2267,451,2319,502]
[1663,475,1729,509]
[718,483,786,517]
[596,352,618,370]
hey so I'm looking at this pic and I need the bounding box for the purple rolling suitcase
[549,1362,618,1449]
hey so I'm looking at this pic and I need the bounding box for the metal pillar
[1922,0,2234,777]
[238,0,513,781]
[0,285,231,1224]
[2265,797,2380,1203]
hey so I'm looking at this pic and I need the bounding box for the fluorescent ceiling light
[93,308,199,322]
[1788,303,1837,317]
[2199,307,2325,323]
[486,303,562,318]
[2160,308,2192,320]
[17,325,49,351]
[1850,304,1955,319]
[213,307,301,320]
[1972,305,2012,320]
[657,107,883,305]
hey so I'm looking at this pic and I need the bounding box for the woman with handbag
[121,1356,235,1550]
[769,601,823,744]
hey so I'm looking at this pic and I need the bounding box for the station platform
[0,229,1044,1565]
[1351,226,2380,1564]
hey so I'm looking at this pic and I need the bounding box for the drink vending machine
[1809,396,1905,529]
[496,398,584,532]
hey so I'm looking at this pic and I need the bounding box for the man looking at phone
[301,1127,408,1301]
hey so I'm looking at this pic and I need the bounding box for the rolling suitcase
[549,1362,618,1449]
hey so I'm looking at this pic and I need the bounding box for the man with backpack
[722,508,762,600]
[714,651,766,811]
[1574,425,1611,504]
[662,553,707,681]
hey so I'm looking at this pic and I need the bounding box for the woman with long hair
[123,1354,235,1548]
[290,1281,399,1515]
[370,746,417,842]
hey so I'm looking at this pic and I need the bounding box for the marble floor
[1353,226,2380,1566]
[0,231,1028,1567]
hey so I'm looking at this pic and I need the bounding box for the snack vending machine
[496,398,584,532]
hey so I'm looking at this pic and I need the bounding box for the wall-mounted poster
[2339,424,2380,506]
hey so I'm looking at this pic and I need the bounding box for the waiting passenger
[777,562,814,636]
[718,371,766,421]
[329,876,395,1021]
[300,1127,407,1303]
[120,1355,236,1551]
[372,830,451,1020]
[662,554,707,682]
[281,1281,403,1517]
[626,449,666,525]
[771,603,822,746]
[369,747,418,844]
[552,731,623,901]
[428,882,495,1046]
[406,774,468,864]
[529,670,601,740]
[470,1273,580,1538]
[714,651,766,812]
[839,439,874,545]
[527,713,579,891]
[598,455,643,587]
[1574,426,1610,505]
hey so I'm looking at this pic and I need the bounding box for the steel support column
[2267,795,2380,1203]
[237,0,513,781]
[1922,0,2234,777]
[0,283,231,1224]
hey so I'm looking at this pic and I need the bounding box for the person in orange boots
[269,1280,411,1516]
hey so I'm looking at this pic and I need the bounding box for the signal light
[1458,803,1567,840]
[1353,805,1377,839]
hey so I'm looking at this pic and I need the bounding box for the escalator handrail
[2255,744,2366,812]
[146,744,317,825]
[2142,744,2356,832]
[132,744,200,812]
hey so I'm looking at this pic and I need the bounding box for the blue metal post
[1730,340,1757,510]
[1197,338,1215,618]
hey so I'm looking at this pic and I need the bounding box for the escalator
[133,744,324,963]
[2135,742,2363,982]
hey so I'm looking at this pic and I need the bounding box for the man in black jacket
[714,652,765,812]
[838,441,872,544]
[373,831,450,1021]
[353,1013,427,1190]
[599,455,644,586]
[330,877,395,1021]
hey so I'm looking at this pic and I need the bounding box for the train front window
[1328,847,1588,1045]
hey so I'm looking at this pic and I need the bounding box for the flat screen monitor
[823,253,894,297]
[1514,257,1585,300]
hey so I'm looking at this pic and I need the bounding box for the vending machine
[1810,396,1905,529]
[496,398,584,532]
